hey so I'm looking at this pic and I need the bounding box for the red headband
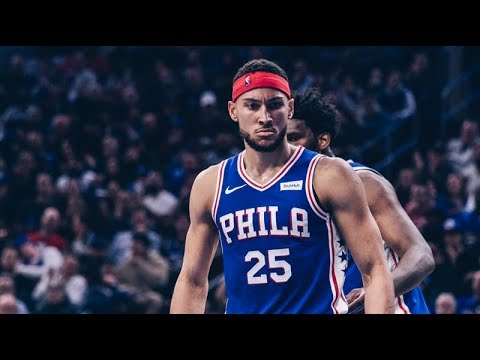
[232,71,291,102]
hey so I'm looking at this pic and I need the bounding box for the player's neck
[319,146,335,157]
[243,143,297,182]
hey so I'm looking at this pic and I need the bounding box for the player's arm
[359,171,435,296]
[170,166,220,314]
[314,157,394,314]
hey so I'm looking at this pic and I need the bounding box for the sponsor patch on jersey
[280,180,303,191]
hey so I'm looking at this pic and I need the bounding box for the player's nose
[258,106,273,125]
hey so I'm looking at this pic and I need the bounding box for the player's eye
[267,100,283,111]
[246,102,260,110]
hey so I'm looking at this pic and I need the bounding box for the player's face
[287,118,316,151]
[229,88,293,152]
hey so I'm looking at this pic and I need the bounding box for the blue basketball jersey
[213,146,348,314]
[345,160,430,314]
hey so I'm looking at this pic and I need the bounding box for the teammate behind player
[287,88,435,313]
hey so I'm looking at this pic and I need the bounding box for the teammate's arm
[358,171,435,297]
[170,166,220,314]
[314,157,394,314]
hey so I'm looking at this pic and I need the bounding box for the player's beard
[239,125,287,153]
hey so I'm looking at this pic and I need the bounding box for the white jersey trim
[347,159,383,177]
[327,218,348,314]
[387,247,411,314]
[237,146,304,192]
[305,154,329,220]
[211,160,226,220]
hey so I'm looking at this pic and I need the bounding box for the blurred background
[0,46,478,314]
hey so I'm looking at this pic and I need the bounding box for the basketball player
[287,87,435,313]
[170,59,394,314]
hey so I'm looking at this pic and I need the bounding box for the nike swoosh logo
[225,184,247,195]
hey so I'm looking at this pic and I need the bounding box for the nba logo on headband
[232,71,290,102]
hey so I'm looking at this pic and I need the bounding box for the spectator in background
[122,142,147,188]
[453,188,480,241]
[14,235,63,288]
[436,173,474,217]
[447,119,480,193]
[194,90,225,139]
[356,92,389,138]
[366,67,384,97]
[377,69,416,122]
[289,59,315,93]
[139,112,163,167]
[424,218,479,304]
[0,275,29,313]
[405,181,436,233]
[142,170,178,222]
[10,151,38,231]
[337,74,363,126]
[70,214,106,259]
[0,175,11,252]
[435,292,457,314]
[395,168,417,206]
[166,149,203,196]
[0,246,18,276]
[202,131,241,167]
[33,254,87,308]
[34,280,79,314]
[47,114,73,157]
[82,261,135,314]
[108,207,162,265]
[405,52,440,147]
[27,173,57,229]
[462,140,480,198]
[413,142,453,196]
[3,54,35,108]
[27,207,67,252]
[161,211,189,294]
[0,246,32,305]
[115,232,170,313]
[457,270,480,314]
[0,293,19,314]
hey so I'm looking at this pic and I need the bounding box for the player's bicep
[182,218,219,286]
[180,168,220,286]
[315,159,385,275]
[361,172,423,258]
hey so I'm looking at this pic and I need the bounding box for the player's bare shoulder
[190,162,224,216]
[314,156,361,185]
[193,162,222,188]
[355,169,397,209]
[313,156,363,208]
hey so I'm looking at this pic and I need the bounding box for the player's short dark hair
[233,58,288,83]
[292,87,340,139]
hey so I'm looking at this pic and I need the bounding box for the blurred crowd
[0,46,478,314]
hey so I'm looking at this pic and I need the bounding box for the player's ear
[318,132,331,150]
[288,98,294,119]
[228,101,238,123]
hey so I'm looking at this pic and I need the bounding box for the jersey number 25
[245,248,292,284]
